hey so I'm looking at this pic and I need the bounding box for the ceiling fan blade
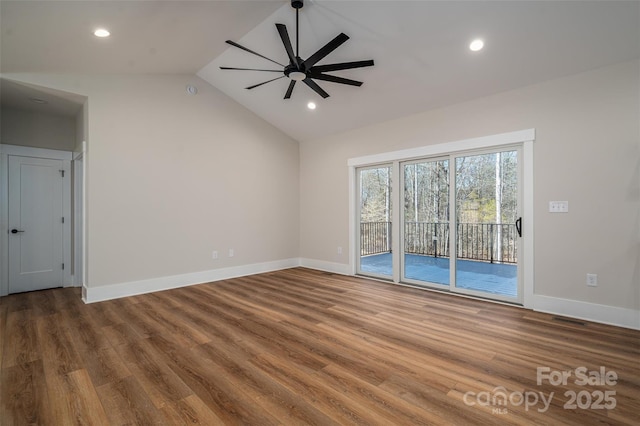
[225,40,285,67]
[303,78,329,98]
[275,24,299,67]
[308,73,363,87]
[245,76,285,90]
[284,80,296,99]
[303,33,349,69]
[311,60,374,73]
[220,67,282,72]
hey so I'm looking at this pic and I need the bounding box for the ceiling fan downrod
[287,0,305,82]
[293,0,302,58]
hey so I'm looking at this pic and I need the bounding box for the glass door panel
[454,150,520,299]
[402,159,449,286]
[358,165,393,278]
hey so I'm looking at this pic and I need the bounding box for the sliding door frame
[355,163,395,280]
[449,145,524,304]
[399,156,451,289]
[348,129,535,308]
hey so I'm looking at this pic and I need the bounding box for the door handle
[10,229,25,234]
[515,218,522,237]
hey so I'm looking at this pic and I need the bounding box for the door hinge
[60,169,65,178]
[62,217,65,224]
[62,263,65,270]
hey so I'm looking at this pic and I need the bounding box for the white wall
[300,60,639,319]
[75,101,87,152]
[0,108,76,151]
[3,73,300,297]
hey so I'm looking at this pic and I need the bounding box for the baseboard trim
[82,258,300,303]
[533,294,640,330]
[80,257,639,331]
[299,258,351,275]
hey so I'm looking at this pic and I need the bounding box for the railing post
[489,224,494,264]
[434,223,438,258]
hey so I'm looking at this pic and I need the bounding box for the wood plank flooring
[1,267,639,425]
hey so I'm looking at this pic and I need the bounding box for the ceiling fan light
[307,102,316,110]
[289,71,306,81]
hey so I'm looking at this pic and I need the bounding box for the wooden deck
[2,268,639,425]
[361,253,518,296]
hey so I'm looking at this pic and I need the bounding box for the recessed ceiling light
[469,39,484,51]
[94,28,110,38]
[307,102,316,110]
[29,98,48,104]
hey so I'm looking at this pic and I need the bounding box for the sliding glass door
[398,148,522,303]
[453,149,521,301]
[357,165,393,279]
[402,159,450,286]
[352,130,532,305]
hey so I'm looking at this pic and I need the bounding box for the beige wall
[0,107,76,151]
[3,73,300,289]
[6,61,638,317]
[300,60,640,311]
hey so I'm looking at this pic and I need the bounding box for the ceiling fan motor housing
[285,60,306,77]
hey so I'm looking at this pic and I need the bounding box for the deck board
[361,253,517,296]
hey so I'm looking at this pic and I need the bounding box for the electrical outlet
[212,251,218,260]
[228,249,234,257]
[586,273,598,287]
[337,246,342,255]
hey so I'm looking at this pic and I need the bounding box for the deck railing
[361,222,517,264]
[360,222,391,255]
[456,223,518,264]
[404,222,450,258]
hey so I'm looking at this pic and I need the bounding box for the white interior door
[8,155,65,293]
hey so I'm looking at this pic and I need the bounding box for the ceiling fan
[220,0,374,100]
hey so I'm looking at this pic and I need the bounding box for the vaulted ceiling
[2,1,639,142]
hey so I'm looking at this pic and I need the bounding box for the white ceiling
[2,1,639,142]
[0,78,86,118]
[0,0,283,74]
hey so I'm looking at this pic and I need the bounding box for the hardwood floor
[1,267,639,425]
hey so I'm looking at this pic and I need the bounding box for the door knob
[11,229,25,234]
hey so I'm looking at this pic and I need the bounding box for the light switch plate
[549,201,569,213]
